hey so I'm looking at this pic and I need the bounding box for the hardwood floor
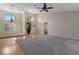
[0,33,40,55]
[0,37,25,55]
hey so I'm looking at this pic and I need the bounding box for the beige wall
[0,9,24,37]
[37,11,79,39]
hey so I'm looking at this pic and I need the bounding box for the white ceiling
[0,3,79,14]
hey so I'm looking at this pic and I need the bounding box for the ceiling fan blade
[46,10,48,12]
[46,7,53,9]
[40,10,42,12]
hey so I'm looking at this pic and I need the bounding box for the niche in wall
[44,22,48,35]
[25,14,36,34]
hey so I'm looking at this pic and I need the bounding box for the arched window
[3,12,16,22]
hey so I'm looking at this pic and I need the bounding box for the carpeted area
[16,35,79,55]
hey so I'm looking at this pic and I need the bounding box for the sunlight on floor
[0,36,25,55]
[3,45,16,55]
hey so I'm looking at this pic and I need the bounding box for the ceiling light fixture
[37,3,53,12]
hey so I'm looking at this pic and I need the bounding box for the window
[4,13,16,21]
[3,12,16,32]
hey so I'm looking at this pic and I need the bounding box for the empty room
[0,3,79,55]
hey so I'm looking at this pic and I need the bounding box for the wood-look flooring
[0,33,40,55]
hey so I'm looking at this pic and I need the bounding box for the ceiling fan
[37,3,53,12]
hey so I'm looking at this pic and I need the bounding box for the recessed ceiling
[0,3,79,14]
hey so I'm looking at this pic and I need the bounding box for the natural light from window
[4,13,16,21]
